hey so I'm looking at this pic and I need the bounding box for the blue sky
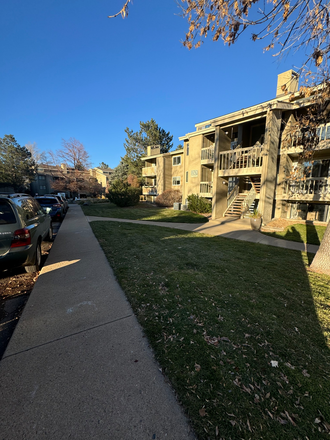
[0,0,307,169]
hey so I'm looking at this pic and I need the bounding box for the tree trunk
[310,221,330,276]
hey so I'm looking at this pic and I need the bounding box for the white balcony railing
[200,182,213,196]
[201,145,215,163]
[142,166,157,176]
[219,145,263,171]
[285,177,330,197]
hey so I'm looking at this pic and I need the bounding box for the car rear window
[35,198,58,204]
[0,201,16,224]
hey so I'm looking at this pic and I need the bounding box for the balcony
[200,182,213,197]
[142,166,157,177]
[201,145,215,165]
[282,177,330,201]
[142,186,158,196]
[219,145,263,177]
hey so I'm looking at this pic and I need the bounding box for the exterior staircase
[224,193,247,217]
[250,176,261,194]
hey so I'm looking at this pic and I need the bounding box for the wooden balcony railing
[142,166,157,176]
[201,145,215,163]
[142,186,158,195]
[284,177,330,197]
[200,182,213,196]
[227,184,239,207]
[219,145,263,171]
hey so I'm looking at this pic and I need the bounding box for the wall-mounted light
[222,181,228,185]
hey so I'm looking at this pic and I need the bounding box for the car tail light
[11,228,31,247]
[53,203,61,208]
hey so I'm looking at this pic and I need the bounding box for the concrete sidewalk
[0,205,196,440]
[86,215,320,254]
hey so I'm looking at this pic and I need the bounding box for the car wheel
[25,241,41,273]
[45,225,54,242]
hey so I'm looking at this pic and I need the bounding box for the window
[0,201,16,224]
[172,176,181,186]
[172,156,181,166]
[186,143,189,156]
[317,123,330,141]
[17,198,39,221]
[186,171,188,183]
[38,175,46,180]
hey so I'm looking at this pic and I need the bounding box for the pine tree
[0,134,36,191]
[123,119,173,178]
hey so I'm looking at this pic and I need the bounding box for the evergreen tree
[123,119,173,178]
[109,159,129,184]
[0,134,36,191]
[98,162,110,169]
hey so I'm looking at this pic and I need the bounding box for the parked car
[56,194,69,213]
[42,194,68,214]
[0,193,53,273]
[35,196,65,221]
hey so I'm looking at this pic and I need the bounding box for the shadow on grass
[91,221,330,440]
[306,223,319,264]
[263,223,324,248]
[82,202,209,223]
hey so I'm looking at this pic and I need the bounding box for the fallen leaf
[271,360,278,367]
[199,408,206,417]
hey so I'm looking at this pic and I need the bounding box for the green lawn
[262,223,327,245]
[81,202,209,223]
[90,221,330,440]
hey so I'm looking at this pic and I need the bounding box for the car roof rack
[0,193,30,198]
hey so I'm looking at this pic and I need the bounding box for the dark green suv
[0,194,53,273]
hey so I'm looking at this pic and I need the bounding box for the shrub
[106,180,140,207]
[155,189,182,207]
[187,194,212,214]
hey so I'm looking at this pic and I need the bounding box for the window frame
[172,156,181,166]
[172,176,181,186]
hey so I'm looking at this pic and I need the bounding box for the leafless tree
[25,142,48,165]
[57,137,90,171]
[110,0,330,74]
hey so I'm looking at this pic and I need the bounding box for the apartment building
[31,164,113,197]
[89,166,113,194]
[142,146,184,202]
[142,70,330,224]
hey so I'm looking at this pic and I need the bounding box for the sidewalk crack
[2,313,133,360]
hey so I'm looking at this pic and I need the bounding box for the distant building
[142,146,184,202]
[30,164,113,197]
[89,167,113,194]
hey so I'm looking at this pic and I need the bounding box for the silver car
[0,194,53,273]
